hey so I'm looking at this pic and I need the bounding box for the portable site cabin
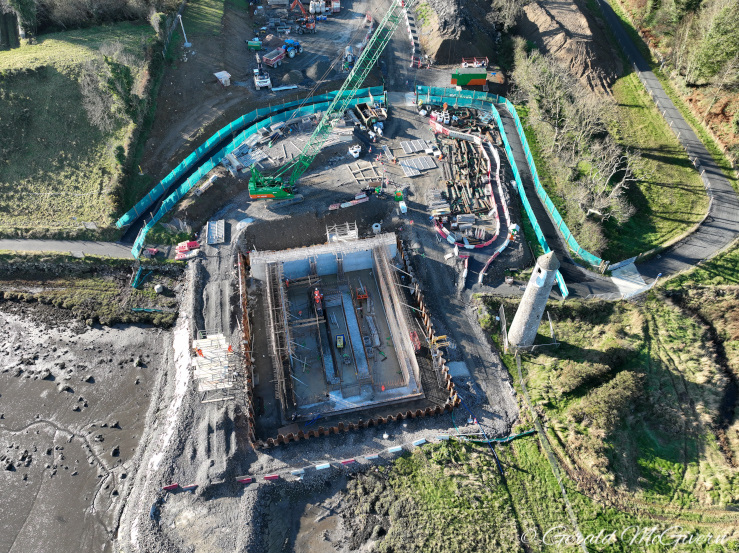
[451,67,486,86]
[214,71,231,86]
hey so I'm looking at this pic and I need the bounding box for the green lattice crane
[248,0,414,199]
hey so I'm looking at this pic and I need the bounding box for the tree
[492,0,531,32]
[702,52,739,123]
[577,137,639,223]
[690,0,739,82]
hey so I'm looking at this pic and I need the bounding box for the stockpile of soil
[518,0,623,92]
[282,69,303,85]
[306,59,335,81]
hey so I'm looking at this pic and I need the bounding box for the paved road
[496,106,620,298]
[0,239,134,258]
[594,0,739,278]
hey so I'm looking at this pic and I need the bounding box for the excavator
[290,0,317,34]
[248,0,415,199]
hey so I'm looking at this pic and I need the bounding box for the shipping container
[451,68,487,86]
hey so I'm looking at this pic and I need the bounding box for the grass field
[518,76,708,262]
[183,0,226,36]
[349,432,733,551]
[666,239,739,288]
[0,22,156,238]
[601,72,708,261]
[352,244,739,550]
[482,292,739,527]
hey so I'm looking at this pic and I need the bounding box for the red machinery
[290,0,317,34]
[310,287,324,317]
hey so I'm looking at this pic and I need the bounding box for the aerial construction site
[3,0,739,550]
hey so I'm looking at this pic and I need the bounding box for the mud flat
[0,302,170,553]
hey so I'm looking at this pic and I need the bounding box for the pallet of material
[456,214,475,229]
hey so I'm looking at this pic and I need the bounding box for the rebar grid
[372,245,421,391]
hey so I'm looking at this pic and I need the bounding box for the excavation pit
[242,227,454,444]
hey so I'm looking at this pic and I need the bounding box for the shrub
[570,371,644,432]
[557,360,613,394]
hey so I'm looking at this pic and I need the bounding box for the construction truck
[290,0,317,33]
[253,54,272,90]
[343,45,355,70]
[294,18,316,34]
[262,39,303,67]
[248,0,415,201]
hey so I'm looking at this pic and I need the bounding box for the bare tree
[578,137,639,223]
[492,0,531,32]
[79,59,115,132]
[703,52,739,123]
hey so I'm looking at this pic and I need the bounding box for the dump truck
[263,48,286,68]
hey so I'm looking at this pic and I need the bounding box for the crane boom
[249,0,414,199]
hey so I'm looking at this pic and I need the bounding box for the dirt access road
[141,0,373,188]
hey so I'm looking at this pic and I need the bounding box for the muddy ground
[114,92,524,551]
[518,0,624,92]
[0,303,172,553]
[142,0,375,185]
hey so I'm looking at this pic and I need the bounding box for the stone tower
[508,252,560,348]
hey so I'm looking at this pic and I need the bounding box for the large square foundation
[248,232,429,429]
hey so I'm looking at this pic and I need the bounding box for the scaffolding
[256,233,429,418]
[192,331,237,403]
[326,221,359,243]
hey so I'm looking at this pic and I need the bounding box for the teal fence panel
[130,92,381,258]
[503,100,603,268]
[490,104,569,298]
[118,86,385,229]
